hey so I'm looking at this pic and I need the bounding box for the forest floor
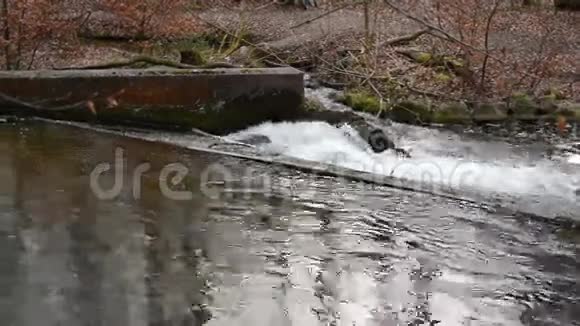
[32,2,580,104]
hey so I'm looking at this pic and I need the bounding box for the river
[0,107,578,325]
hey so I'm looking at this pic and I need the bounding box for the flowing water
[226,87,580,220]
[0,104,579,325]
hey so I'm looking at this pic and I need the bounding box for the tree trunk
[1,0,14,70]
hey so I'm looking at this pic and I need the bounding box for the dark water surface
[0,121,578,326]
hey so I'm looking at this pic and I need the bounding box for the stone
[432,102,471,124]
[388,100,433,125]
[473,102,508,123]
[367,128,396,153]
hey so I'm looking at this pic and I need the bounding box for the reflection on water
[0,121,578,326]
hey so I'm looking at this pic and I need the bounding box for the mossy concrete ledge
[0,68,304,134]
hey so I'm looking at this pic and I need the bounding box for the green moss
[416,52,433,64]
[432,102,471,124]
[434,73,452,83]
[443,56,464,68]
[510,92,533,107]
[339,90,382,114]
[509,93,540,120]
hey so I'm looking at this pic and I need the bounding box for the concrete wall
[0,68,304,134]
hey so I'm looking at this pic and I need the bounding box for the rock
[367,129,396,153]
[301,108,403,154]
[432,102,471,124]
[472,102,508,123]
[345,121,409,156]
[388,100,432,125]
[537,95,559,115]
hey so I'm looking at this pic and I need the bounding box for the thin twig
[360,69,376,86]
[379,28,431,47]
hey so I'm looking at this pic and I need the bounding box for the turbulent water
[227,88,580,219]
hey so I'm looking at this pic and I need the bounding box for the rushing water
[224,88,579,220]
[0,120,578,326]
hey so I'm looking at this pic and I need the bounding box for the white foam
[569,154,580,165]
[228,121,580,202]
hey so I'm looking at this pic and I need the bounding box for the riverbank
[6,1,580,132]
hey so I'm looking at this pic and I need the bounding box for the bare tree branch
[383,0,544,81]
[479,0,500,91]
[379,28,431,47]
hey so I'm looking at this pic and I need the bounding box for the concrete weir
[0,67,304,134]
